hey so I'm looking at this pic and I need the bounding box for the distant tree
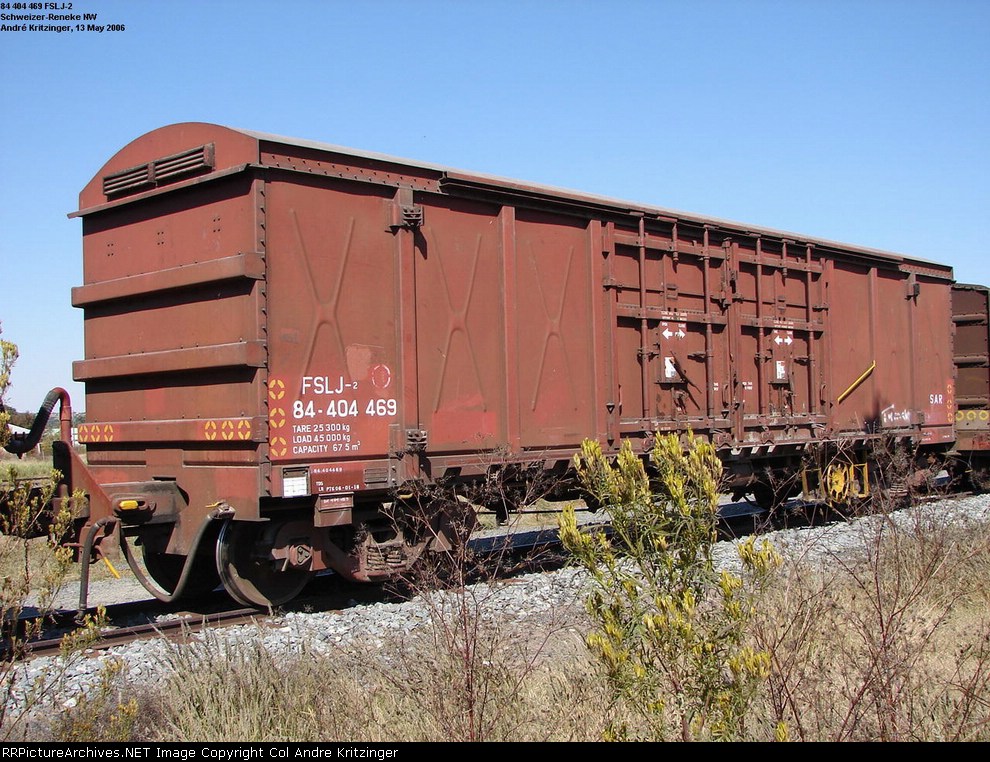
[0,324,17,448]
[7,411,36,430]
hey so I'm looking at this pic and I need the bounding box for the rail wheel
[750,482,785,513]
[215,520,313,607]
[753,478,800,519]
[826,463,849,503]
[951,455,990,493]
[142,547,222,598]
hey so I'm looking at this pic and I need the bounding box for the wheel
[142,547,222,598]
[954,455,990,493]
[826,463,849,502]
[751,482,785,512]
[215,520,313,607]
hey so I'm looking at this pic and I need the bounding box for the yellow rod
[102,556,121,579]
[836,361,876,404]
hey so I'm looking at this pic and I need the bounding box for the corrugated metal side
[263,176,400,494]
[952,284,990,451]
[73,165,268,534]
[824,260,954,446]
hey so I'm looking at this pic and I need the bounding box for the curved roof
[76,122,950,275]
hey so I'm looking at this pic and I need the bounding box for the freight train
[4,123,989,607]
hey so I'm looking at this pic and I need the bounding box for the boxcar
[951,284,990,486]
[39,123,958,605]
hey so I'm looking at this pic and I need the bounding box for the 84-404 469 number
[293,398,397,419]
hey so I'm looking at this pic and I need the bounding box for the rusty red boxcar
[951,283,990,486]
[28,122,957,605]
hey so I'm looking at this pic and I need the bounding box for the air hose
[3,387,64,455]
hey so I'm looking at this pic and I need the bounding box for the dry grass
[473,498,587,532]
[0,456,121,589]
[750,506,990,741]
[0,456,56,480]
[0,535,128,589]
[52,620,609,743]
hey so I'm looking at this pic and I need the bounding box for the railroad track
[9,490,961,661]
[10,511,583,661]
[12,569,409,662]
[20,606,264,660]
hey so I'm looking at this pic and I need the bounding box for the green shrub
[561,433,783,741]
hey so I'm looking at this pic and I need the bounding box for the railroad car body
[951,284,990,486]
[10,123,960,605]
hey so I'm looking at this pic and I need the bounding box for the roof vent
[103,143,215,199]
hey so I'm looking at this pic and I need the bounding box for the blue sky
[1,0,987,412]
